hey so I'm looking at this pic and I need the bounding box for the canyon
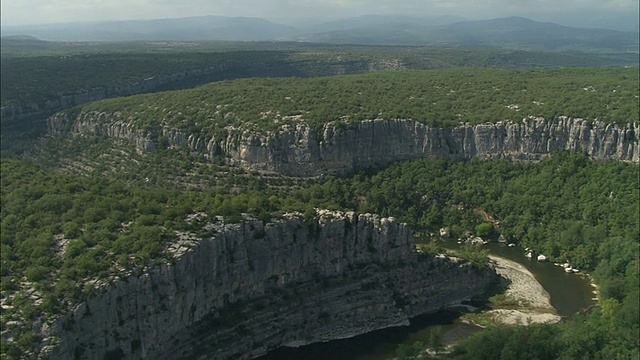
[33,76,640,359]
[41,211,497,360]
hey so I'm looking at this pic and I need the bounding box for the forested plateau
[0,43,639,360]
[47,68,639,177]
[1,152,638,358]
[2,40,637,147]
[56,67,640,131]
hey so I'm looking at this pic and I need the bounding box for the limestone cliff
[48,113,639,176]
[42,211,496,360]
[220,117,638,176]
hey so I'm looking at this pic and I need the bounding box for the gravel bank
[486,255,561,325]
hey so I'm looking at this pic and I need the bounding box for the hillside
[1,33,639,360]
[60,67,639,133]
[36,67,638,180]
[1,152,637,358]
[5,43,635,158]
[4,44,630,110]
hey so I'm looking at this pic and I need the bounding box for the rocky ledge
[42,211,497,359]
[48,114,639,176]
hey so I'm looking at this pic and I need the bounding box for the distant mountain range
[2,15,638,53]
[1,16,300,42]
[303,16,639,52]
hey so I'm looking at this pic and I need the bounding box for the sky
[2,0,639,28]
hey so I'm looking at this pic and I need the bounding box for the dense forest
[2,41,635,110]
[1,152,637,358]
[1,40,638,359]
[66,67,639,135]
[289,153,639,358]
[6,42,633,157]
[0,158,285,357]
[3,41,637,160]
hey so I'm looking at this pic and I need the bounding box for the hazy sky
[2,0,638,27]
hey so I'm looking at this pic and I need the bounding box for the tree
[475,222,494,238]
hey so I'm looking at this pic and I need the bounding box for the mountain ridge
[2,15,637,53]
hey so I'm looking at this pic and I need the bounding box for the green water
[259,310,481,360]
[259,239,596,360]
[437,239,597,317]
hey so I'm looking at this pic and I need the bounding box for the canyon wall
[42,211,496,360]
[48,113,639,176]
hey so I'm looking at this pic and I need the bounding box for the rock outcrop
[48,113,640,176]
[43,211,496,360]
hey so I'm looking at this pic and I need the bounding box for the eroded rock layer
[44,211,496,360]
[48,114,639,176]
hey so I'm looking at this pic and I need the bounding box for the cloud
[1,0,638,26]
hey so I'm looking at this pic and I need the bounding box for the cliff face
[48,113,640,176]
[43,211,496,360]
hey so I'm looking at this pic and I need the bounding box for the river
[259,239,596,360]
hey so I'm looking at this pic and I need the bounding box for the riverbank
[485,255,562,325]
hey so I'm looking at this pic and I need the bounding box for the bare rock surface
[43,211,497,360]
[486,255,561,325]
[48,115,639,176]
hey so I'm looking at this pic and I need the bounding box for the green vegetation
[291,152,638,286]
[1,42,638,360]
[2,150,637,358]
[2,41,636,156]
[3,41,635,109]
[285,152,638,359]
[0,50,280,106]
[69,67,639,137]
[291,152,639,324]
[0,158,290,357]
[450,303,638,359]
[453,243,491,266]
[395,341,426,358]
